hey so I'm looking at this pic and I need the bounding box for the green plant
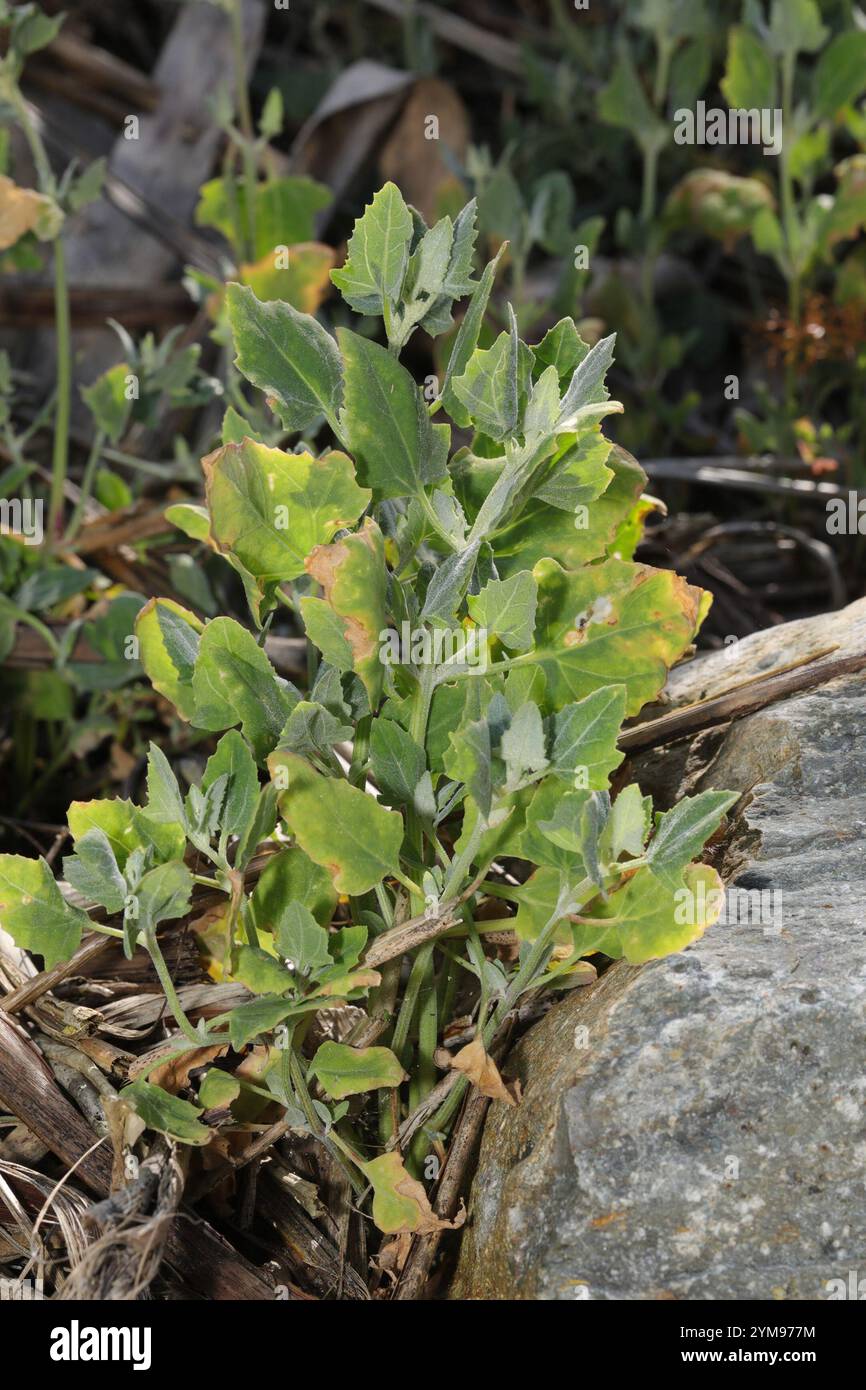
[0,182,737,1234]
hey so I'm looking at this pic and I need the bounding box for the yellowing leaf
[451,1037,521,1106]
[362,1151,465,1235]
[301,518,387,703]
[240,242,336,314]
[0,176,62,250]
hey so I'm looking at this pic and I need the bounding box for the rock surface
[451,600,866,1300]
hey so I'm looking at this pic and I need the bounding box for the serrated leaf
[310,1042,406,1100]
[228,996,309,1049]
[599,783,653,862]
[442,244,506,425]
[145,743,186,827]
[452,309,522,442]
[135,598,204,721]
[557,332,616,431]
[533,318,590,389]
[202,437,369,600]
[202,730,259,842]
[301,518,387,703]
[277,700,352,763]
[0,855,89,968]
[330,182,413,315]
[122,1080,210,1145]
[192,617,294,760]
[275,901,332,974]
[468,570,537,651]
[531,556,705,715]
[68,799,185,871]
[267,751,403,896]
[134,860,193,933]
[62,829,126,913]
[646,790,738,891]
[551,685,626,789]
[338,328,446,500]
[226,282,343,433]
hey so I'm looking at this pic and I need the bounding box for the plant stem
[63,429,104,544]
[143,927,201,1044]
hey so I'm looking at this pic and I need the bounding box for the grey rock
[451,601,866,1300]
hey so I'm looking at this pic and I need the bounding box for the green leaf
[599,783,653,862]
[0,855,89,968]
[767,0,828,59]
[599,45,668,156]
[226,282,343,433]
[369,719,427,809]
[330,182,413,315]
[145,742,186,827]
[338,329,446,499]
[135,598,204,721]
[361,1151,445,1235]
[551,685,626,789]
[721,26,776,110]
[468,570,537,651]
[813,31,866,122]
[646,790,737,891]
[248,846,337,931]
[68,799,185,871]
[202,730,259,842]
[277,700,353,762]
[62,829,126,913]
[134,861,193,933]
[557,332,615,431]
[228,996,306,1049]
[122,1080,210,1145]
[452,309,522,443]
[310,1042,405,1100]
[501,701,548,790]
[533,318,589,389]
[81,362,132,444]
[196,174,331,258]
[235,783,279,870]
[234,944,294,995]
[300,518,387,703]
[444,715,494,818]
[531,556,705,715]
[268,751,403,896]
[202,438,370,596]
[192,617,294,760]
[441,245,506,426]
[591,862,726,963]
[199,1070,241,1109]
[275,901,332,974]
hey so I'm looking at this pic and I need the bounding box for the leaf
[557,333,616,431]
[62,829,127,913]
[330,182,413,315]
[537,789,608,887]
[599,783,653,862]
[369,719,427,809]
[134,861,193,933]
[362,1151,463,1235]
[531,556,705,715]
[235,783,279,870]
[275,901,332,974]
[81,362,132,444]
[721,26,776,110]
[145,743,186,827]
[202,437,369,597]
[228,995,311,1049]
[592,862,726,963]
[301,519,387,703]
[234,945,294,995]
[239,242,336,315]
[533,318,589,389]
[391,215,455,344]
[192,617,294,760]
[452,311,522,442]
[338,329,446,499]
[0,855,89,969]
[135,598,204,721]
[441,245,506,425]
[467,570,537,651]
[310,1042,406,1099]
[202,731,259,843]
[501,702,548,789]
[599,46,668,155]
[767,0,828,59]
[248,847,337,930]
[68,799,185,870]
[550,685,626,789]
[278,700,353,762]
[813,31,866,122]
[267,751,403,896]
[451,1036,521,1105]
[199,1070,241,1109]
[122,1080,211,1145]
[443,717,493,818]
[0,175,62,251]
[510,865,577,944]
[196,175,332,257]
[226,282,343,433]
[646,790,738,891]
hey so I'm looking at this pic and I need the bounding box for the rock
[451,600,866,1300]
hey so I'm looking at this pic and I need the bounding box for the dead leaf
[451,1036,522,1106]
[379,79,470,223]
[132,1043,227,1093]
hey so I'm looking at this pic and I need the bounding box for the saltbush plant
[0,183,736,1235]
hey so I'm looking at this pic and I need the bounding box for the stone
[451,599,866,1300]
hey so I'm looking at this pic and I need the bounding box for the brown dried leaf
[451,1037,522,1106]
